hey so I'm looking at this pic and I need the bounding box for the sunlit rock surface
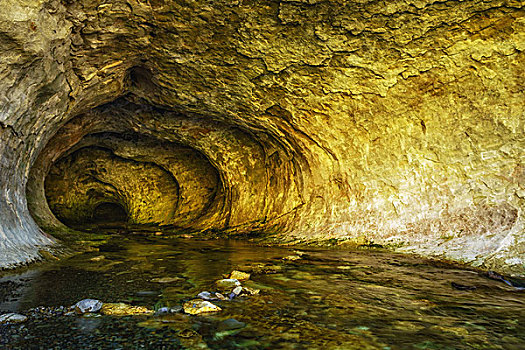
[0,0,523,274]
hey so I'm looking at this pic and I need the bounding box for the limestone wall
[0,0,523,274]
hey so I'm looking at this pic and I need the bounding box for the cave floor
[0,234,524,349]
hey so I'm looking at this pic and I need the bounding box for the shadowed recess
[91,202,127,224]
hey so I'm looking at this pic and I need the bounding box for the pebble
[183,299,222,315]
[90,255,105,262]
[197,291,215,300]
[283,255,302,261]
[73,299,103,314]
[154,306,183,316]
[215,292,228,301]
[0,313,27,324]
[229,270,251,281]
[218,318,246,331]
[100,303,154,316]
[232,286,242,295]
[28,306,70,319]
[241,263,282,274]
[242,286,260,295]
[215,278,241,291]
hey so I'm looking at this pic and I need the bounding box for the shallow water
[1,235,523,349]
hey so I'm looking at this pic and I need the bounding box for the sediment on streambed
[1,237,524,349]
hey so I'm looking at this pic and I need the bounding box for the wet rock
[38,250,59,261]
[215,278,241,291]
[486,271,525,290]
[73,299,103,314]
[218,318,246,331]
[0,313,27,324]
[28,306,70,319]
[283,255,302,261]
[155,307,170,315]
[178,328,199,338]
[232,286,242,295]
[154,306,183,316]
[183,299,222,315]
[215,292,228,301]
[100,303,154,316]
[241,286,260,296]
[229,270,250,281]
[90,255,105,262]
[197,291,216,300]
[241,264,282,274]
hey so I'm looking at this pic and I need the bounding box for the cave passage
[90,202,128,225]
[0,0,522,276]
[32,97,303,235]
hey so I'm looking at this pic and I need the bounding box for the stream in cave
[0,233,523,350]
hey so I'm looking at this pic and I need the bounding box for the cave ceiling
[0,0,523,275]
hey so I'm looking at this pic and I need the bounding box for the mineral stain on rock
[0,0,519,279]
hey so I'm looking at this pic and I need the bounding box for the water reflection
[1,235,524,349]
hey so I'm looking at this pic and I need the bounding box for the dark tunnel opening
[90,202,128,225]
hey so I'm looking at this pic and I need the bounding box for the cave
[91,202,127,225]
[0,0,522,274]
[0,0,524,347]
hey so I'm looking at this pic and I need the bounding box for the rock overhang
[0,0,523,275]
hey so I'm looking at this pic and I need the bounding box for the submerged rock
[232,286,242,295]
[218,318,246,331]
[0,313,27,324]
[154,306,183,316]
[486,271,525,290]
[183,299,222,315]
[27,306,69,319]
[90,255,105,262]
[215,292,228,301]
[241,286,260,296]
[151,277,183,283]
[229,270,250,281]
[197,291,215,300]
[215,278,241,291]
[100,303,154,316]
[283,255,302,261]
[241,264,282,274]
[73,299,103,314]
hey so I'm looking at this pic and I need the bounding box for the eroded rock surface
[0,0,523,274]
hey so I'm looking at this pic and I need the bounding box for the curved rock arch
[0,0,522,275]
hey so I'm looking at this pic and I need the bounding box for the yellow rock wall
[0,0,523,274]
